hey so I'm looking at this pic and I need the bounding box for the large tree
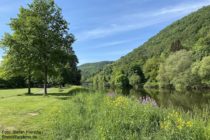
[50,46,81,86]
[1,0,77,94]
[143,56,162,82]
[29,0,76,95]
[192,56,210,86]
[157,50,194,91]
[1,7,39,94]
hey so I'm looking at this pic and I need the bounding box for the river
[108,88,210,111]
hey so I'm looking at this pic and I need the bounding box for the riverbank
[52,91,210,140]
[0,87,209,139]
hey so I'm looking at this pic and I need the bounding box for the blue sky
[0,0,210,65]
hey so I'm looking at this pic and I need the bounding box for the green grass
[0,86,88,139]
[0,88,41,98]
[0,87,209,140]
[52,93,210,140]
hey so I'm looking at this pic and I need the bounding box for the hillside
[114,5,210,69]
[78,61,113,82]
[92,6,210,91]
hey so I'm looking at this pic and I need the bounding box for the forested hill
[78,61,113,82]
[92,6,210,91]
[114,5,210,70]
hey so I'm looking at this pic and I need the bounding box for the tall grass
[49,92,210,140]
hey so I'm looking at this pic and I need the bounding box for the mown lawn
[0,86,87,139]
[0,87,209,140]
[0,88,41,98]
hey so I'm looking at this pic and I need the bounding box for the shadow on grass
[18,93,43,96]
[23,88,90,99]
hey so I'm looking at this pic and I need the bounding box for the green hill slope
[115,5,210,69]
[92,6,210,91]
[78,61,113,82]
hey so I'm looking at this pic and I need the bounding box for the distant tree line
[92,38,210,92]
[78,61,113,82]
[0,0,81,94]
[91,6,210,92]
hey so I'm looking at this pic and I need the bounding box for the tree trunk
[28,71,31,95]
[44,66,48,95]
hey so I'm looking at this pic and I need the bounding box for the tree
[0,56,27,88]
[1,6,39,94]
[112,70,129,89]
[52,63,81,87]
[192,56,210,86]
[89,6,210,91]
[128,65,145,89]
[29,0,76,95]
[193,33,210,60]
[1,0,77,94]
[129,73,142,89]
[158,50,194,91]
[170,40,183,52]
[143,57,161,82]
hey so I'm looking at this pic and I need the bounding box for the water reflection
[110,88,210,111]
[139,88,210,111]
[128,89,157,106]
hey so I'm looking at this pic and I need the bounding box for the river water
[108,88,210,111]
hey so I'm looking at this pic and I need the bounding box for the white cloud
[91,38,138,49]
[76,18,165,41]
[76,1,210,42]
[120,0,210,20]
[104,48,132,56]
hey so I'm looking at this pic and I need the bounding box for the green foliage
[91,6,210,91]
[0,0,80,91]
[0,76,26,88]
[193,33,210,60]
[50,59,81,86]
[0,87,209,139]
[114,74,129,89]
[129,73,142,89]
[192,56,210,85]
[143,56,162,82]
[52,93,209,140]
[78,61,113,82]
[170,39,183,52]
[92,75,107,90]
[111,71,129,89]
[158,50,194,91]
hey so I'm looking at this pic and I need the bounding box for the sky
[0,0,210,65]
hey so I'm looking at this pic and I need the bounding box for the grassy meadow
[0,86,209,139]
[0,86,88,139]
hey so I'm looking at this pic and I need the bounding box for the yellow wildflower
[176,117,184,130]
[113,96,128,107]
[160,121,170,130]
[177,125,183,130]
[186,121,193,127]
